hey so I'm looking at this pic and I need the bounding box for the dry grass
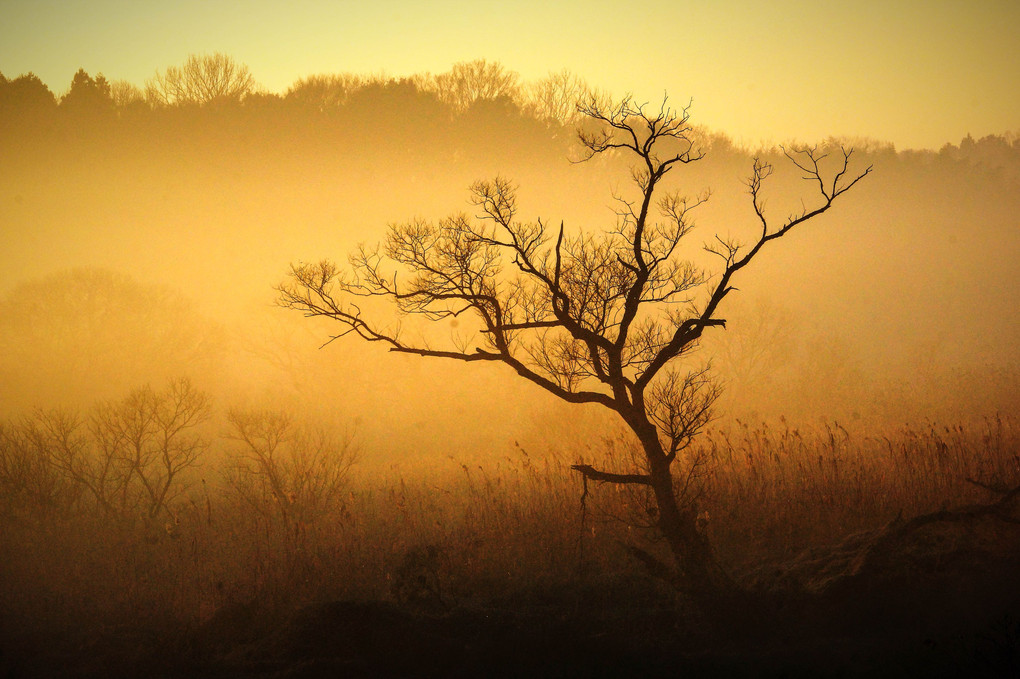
[1,407,1018,648]
[700,415,1020,572]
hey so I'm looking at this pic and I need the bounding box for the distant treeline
[3,53,1019,169]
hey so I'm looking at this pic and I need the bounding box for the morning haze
[1,6,1019,674]
[2,59,1016,434]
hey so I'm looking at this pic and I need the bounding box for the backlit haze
[5,5,1020,673]
[2,0,1019,464]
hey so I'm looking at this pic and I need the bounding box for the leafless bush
[224,408,357,532]
[145,53,257,107]
[525,69,590,125]
[0,378,210,523]
[0,418,81,517]
[88,378,210,520]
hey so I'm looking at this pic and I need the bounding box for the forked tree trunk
[636,429,740,604]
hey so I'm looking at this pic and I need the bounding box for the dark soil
[4,491,1020,678]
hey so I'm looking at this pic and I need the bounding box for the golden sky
[2,0,1018,149]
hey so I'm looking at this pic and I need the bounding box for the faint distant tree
[703,296,796,414]
[788,331,867,418]
[526,69,589,125]
[19,408,126,517]
[88,378,210,520]
[224,408,357,533]
[3,379,209,522]
[109,79,146,109]
[0,268,224,410]
[285,73,364,113]
[60,68,114,115]
[0,419,81,517]
[432,59,521,112]
[279,93,871,603]
[940,132,1020,176]
[460,94,526,127]
[145,53,257,107]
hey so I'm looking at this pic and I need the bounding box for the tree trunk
[638,431,739,604]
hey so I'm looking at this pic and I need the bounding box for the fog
[2,66,1019,466]
[4,61,1020,677]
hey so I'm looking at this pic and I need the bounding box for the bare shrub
[87,378,210,520]
[0,418,81,517]
[145,53,257,107]
[224,408,357,525]
[0,379,209,522]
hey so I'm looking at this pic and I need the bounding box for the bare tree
[37,407,126,516]
[109,79,145,108]
[284,73,364,112]
[145,53,257,107]
[431,59,521,111]
[89,378,210,520]
[224,408,357,533]
[702,296,797,415]
[526,69,589,125]
[0,418,82,517]
[2,379,210,523]
[278,94,871,601]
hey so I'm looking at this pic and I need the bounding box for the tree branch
[571,463,652,486]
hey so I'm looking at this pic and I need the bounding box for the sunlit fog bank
[3,62,1019,467]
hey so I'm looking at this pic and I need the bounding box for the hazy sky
[2,0,1017,149]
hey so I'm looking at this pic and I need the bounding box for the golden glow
[1,7,1019,674]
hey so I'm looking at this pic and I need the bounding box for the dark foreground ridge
[3,489,1019,678]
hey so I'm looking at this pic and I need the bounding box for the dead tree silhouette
[279,93,872,604]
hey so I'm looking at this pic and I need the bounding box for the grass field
[2,396,1017,676]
